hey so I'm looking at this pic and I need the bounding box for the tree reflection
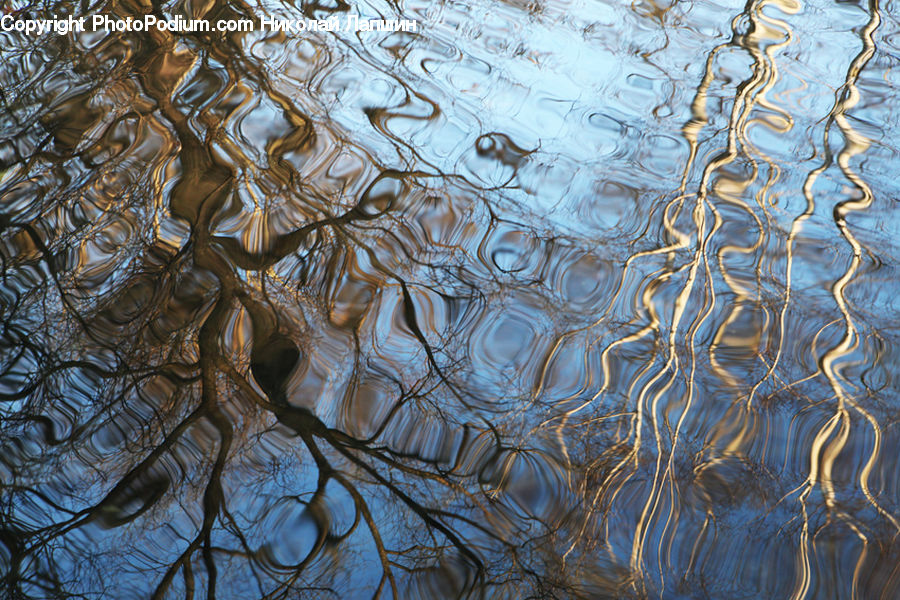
[0,0,586,598]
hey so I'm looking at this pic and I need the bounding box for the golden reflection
[543,0,897,597]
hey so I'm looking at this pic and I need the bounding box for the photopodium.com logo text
[0,14,418,35]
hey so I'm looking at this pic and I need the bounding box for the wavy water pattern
[2,0,900,597]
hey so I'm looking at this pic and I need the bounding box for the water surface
[2,0,900,597]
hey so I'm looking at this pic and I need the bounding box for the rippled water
[2,0,900,597]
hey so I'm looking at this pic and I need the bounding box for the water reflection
[2,0,900,597]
